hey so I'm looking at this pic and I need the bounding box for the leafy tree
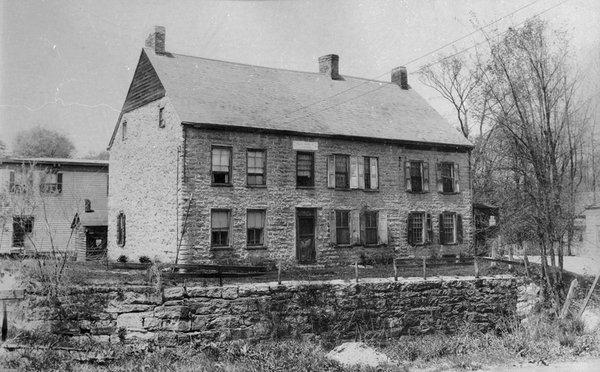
[13,126,75,158]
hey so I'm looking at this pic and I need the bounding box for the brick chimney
[145,26,166,54]
[318,54,340,80]
[391,66,409,89]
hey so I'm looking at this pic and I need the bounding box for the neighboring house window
[247,149,266,186]
[84,199,92,213]
[296,152,314,187]
[363,157,379,190]
[407,212,433,245]
[40,172,62,194]
[9,171,32,193]
[362,211,378,246]
[117,212,126,246]
[335,210,350,245]
[12,216,34,247]
[122,121,127,141]
[211,146,232,185]
[211,209,231,247]
[437,162,460,193]
[158,106,165,128]
[247,209,265,246]
[404,161,429,192]
[439,212,463,245]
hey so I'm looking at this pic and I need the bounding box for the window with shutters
[407,212,433,245]
[335,210,350,245]
[335,155,350,189]
[247,149,266,186]
[364,211,378,245]
[40,172,62,194]
[247,209,265,247]
[211,146,232,185]
[363,157,379,190]
[158,106,165,128]
[437,162,460,193]
[211,209,231,247]
[12,216,34,247]
[405,161,429,193]
[296,152,314,187]
[116,212,126,247]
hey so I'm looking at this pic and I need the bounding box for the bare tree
[418,53,486,139]
[479,19,588,306]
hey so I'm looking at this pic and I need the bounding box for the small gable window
[117,212,126,247]
[158,106,165,128]
[122,121,128,142]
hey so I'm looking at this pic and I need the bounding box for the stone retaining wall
[16,275,517,344]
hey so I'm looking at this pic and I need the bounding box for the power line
[260,0,548,126]
[276,0,572,128]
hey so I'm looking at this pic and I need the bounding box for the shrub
[139,255,152,264]
[117,255,128,263]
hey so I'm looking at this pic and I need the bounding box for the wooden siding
[122,50,166,114]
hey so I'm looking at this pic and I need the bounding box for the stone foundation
[16,275,517,344]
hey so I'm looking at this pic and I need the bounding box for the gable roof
[109,48,472,149]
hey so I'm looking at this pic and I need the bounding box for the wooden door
[296,208,316,263]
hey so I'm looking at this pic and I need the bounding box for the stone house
[0,157,109,260]
[107,26,473,266]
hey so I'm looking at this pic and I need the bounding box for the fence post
[355,261,359,284]
[393,258,398,282]
[218,267,223,287]
[508,246,514,270]
[523,254,530,278]
[422,257,427,279]
[474,256,480,278]
[560,279,579,319]
[277,261,282,285]
[578,271,600,319]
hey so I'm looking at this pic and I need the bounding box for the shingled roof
[109,46,472,149]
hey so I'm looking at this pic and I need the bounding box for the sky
[1,0,599,157]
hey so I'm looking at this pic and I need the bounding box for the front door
[296,208,316,264]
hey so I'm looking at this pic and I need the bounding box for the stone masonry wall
[180,126,472,266]
[107,97,184,262]
[16,275,517,344]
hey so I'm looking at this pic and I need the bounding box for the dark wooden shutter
[57,173,63,193]
[407,213,414,246]
[327,155,335,188]
[404,161,412,192]
[359,212,366,245]
[457,214,463,243]
[116,214,122,245]
[422,162,429,192]
[9,171,14,192]
[436,163,443,192]
[426,213,433,244]
[438,213,445,245]
[330,210,337,245]
[122,214,126,246]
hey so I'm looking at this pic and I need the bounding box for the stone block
[116,312,152,331]
[163,287,185,300]
[153,305,191,319]
[187,286,222,298]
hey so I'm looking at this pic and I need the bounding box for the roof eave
[182,121,474,151]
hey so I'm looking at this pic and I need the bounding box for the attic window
[122,121,128,141]
[158,106,165,128]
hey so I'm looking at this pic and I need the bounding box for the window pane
[410,162,423,192]
[248,151,264,174]
[212,148,230,172]
[410,213,424,244]
[211,211,229,229]
[247,210,265,228]
[441,163,454,192]
[337,228,350,244]
[364,157,371,189]
[297,153,314,186]
[443,213,455,243]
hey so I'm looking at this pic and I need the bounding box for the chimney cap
[145,26,166,54]
[318,54,340,80]
[391,66,409,89]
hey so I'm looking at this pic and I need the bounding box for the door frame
[296,208,317,264]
